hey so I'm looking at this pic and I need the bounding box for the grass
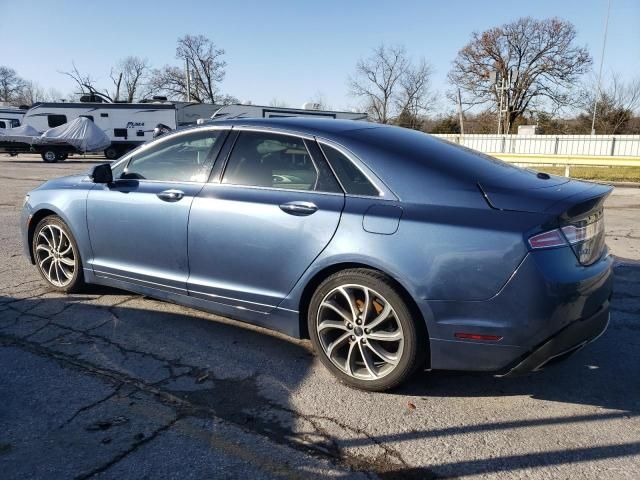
[528,166,640,183]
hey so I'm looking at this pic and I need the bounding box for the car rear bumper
[424,246,614,372]
[499,302,610,376]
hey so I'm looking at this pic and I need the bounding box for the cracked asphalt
[1,154,639,479]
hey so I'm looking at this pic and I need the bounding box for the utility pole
[185,58,191,102]
[496,74,504,135]
[456,88,465,136]
[591,0,611,135]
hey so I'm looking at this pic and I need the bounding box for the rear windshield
[345,126,567,188]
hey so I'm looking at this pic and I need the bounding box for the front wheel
[308,269,426,392]
[32,216,85,293]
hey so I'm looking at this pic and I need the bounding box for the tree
[110,56,149,102]
[60,62,111,101]
[577,75,640,134]
[449,17,592,133]
[147,35,228,103]
[429,116,461,134]
[0,66,27,104]
[349,44,433,125]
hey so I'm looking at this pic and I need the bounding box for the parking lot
[1,154,639,479]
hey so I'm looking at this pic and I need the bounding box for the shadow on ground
[0,262,638,478]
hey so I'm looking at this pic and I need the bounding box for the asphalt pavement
[1,154,639,479]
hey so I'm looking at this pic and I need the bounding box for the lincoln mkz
[22,118,613,391]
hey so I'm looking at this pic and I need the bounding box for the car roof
[197,117,378,138]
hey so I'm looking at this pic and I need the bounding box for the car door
[187,129,345,312]
[86,128,228,293]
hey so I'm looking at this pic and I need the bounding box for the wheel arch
[27,208,59,263]
[27,206,84,265]
[297,262,430,364]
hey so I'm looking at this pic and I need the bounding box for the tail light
[528,216,605,265]
[528,229,567,249]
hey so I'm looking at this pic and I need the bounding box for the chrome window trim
[315,138,396,200]
[110,125,231,173]
[220,128,328,194]
[203,181,344,197]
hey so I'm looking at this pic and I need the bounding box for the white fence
[434,134,640,157]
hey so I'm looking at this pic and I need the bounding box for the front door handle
[279,201,318,216]
[157,189,184,202]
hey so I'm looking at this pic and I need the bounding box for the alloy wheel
[316,284,404,380]
[35,224,76,287]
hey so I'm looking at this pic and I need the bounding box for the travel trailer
[172,101,222,126]
[0,107,27,129]
[21,102,177,158]
[210,103,368,121]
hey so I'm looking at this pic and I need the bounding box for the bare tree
[145,65,188,100]
[349,45,408,123]
[349,45,433,126]
[578,74,640,134]
[60,62,111,101]
[449,17,592,133]
[0,66,27,104]
[396,59,434,129]
[146,35,227,103]
[110,56,149,102]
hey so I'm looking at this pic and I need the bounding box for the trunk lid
[479,174,612,266]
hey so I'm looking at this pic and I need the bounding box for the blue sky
[2,0,639,111]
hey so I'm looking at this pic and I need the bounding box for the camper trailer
[210,103,368,121]
[21,102,177,158]
[172,101,222,126]
[0,107,27,129]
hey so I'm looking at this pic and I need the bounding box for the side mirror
[90,163,113,184]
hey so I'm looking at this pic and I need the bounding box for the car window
[222,131,318,191]
[122,130,222,182]
[320,144,379,196]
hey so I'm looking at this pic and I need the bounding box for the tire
[32,215,85,293]
[41,150,58,163]
[104,146,120,160]
[56,152,68,161]
[308,268,427,392]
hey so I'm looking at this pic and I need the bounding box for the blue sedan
[21,118,613,391]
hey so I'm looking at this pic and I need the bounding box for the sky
[2,0,639,112]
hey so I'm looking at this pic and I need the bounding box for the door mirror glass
[90,163,113,184]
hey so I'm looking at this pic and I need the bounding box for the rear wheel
[32,216,85,293]
[41,150,58,163]
[56,152,68,161]
[308,269,426,391]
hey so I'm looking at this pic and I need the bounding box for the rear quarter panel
[280,196,545,317]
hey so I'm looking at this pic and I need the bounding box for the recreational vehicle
[21,102,177,159]
[210,103,368,121]
[0,107,27,129]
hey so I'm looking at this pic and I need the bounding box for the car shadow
[396,262,640,414]
[1,261,638,477]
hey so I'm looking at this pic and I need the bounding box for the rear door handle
[279,201,318,216]
[157,189,184,202]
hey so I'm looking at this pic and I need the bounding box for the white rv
[210,103,368,121]
[0,107,27,129]
[171,101,222,126]
[21,102,177,158]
